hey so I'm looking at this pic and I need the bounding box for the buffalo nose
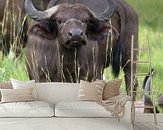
[68,29,84,38]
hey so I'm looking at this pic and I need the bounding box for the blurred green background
[105,0,163,97]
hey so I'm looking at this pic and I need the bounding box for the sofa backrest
[35,82,80,105]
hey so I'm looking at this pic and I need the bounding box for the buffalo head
[25,0,115,48]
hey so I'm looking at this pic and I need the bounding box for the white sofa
[0,82,133,130]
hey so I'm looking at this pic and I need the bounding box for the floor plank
[143,122,161,130]
[150,123,163,130]
[134,124,142,130]
[135,122,163,130]
[135,123,149,130]
[157,123,163,127]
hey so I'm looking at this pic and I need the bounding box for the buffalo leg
[123,59,138,101]
[123,34,138,100]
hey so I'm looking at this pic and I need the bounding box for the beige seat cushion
[78,80,105,102]
[1,88,34,103]
[55,101,112,117]
[102,79,122,100]
[0,101,54,117]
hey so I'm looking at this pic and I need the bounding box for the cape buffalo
[0,0,50,57]
[25,0,115,82]
[25,0,138,99]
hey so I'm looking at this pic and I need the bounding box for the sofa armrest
[123,101,134,123]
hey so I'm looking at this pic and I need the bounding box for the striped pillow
[11,79,37,100]
[0,81,13,101]
[1,88,34,103]
[78,80,105,102]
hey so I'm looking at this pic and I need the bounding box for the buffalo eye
[56,19,65,25]
[81,19,88,24]
[57,20,62,24]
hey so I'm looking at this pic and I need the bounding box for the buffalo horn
[25,0,115,21]
[24,0,59,21]
[93,0,115,21]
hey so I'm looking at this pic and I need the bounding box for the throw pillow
[103,79,122,100]
[78,80,105,102]
[0,81,13,101]
[11,79,35,89]
[11,79,37,100]
[1,88,34,103]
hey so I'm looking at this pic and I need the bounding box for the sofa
[0,81,133,130]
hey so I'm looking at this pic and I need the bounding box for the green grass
[105,0,163,98]
[0,52,29,81]
[0,0,163,104]
[129,0,163,95]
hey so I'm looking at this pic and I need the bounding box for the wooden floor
[134,122,163,130]
[134,114,163,130]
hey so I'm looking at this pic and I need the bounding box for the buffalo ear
[39,20,57,33]
[99,24,120,41]
[87,20,100,32]
[87,21,119,41]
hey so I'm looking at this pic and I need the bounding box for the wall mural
[0,0,163,114]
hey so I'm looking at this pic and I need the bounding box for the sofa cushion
[1,88,34,103]
[78,80,105,102]
[35,82,80,105]
[0,101,54,117]
[103,79,122,100]
[55,101,112,117]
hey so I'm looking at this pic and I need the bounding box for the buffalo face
[24,0,115,48]
[53,4,91,48]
